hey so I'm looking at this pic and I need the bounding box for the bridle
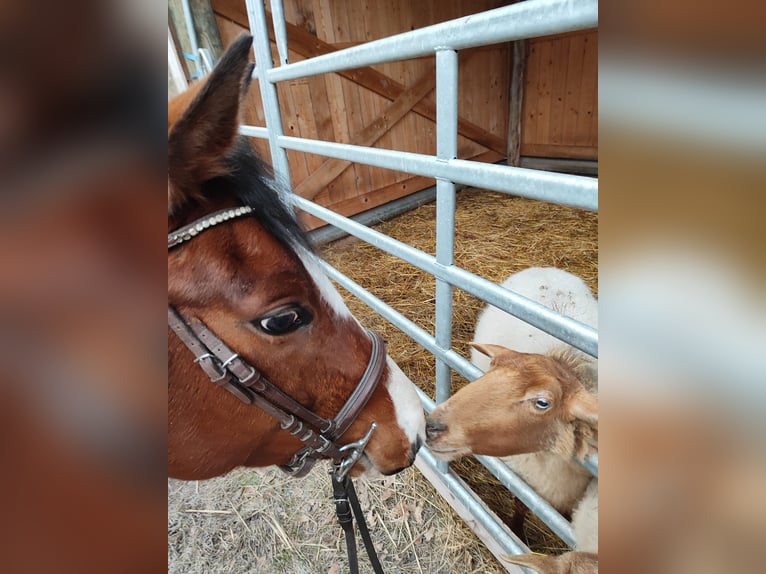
[168,206,387,480]
[169,205,391,572]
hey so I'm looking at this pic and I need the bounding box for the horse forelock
[224,138,312,254]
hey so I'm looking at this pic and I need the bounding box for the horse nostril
[426,420,446,440]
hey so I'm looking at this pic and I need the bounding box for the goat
[426,268,598,553]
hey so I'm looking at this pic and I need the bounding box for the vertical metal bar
[245,0,292,188]
[434,49,459,473]
[270,0,289,65]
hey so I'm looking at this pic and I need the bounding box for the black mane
[203,137,313,253]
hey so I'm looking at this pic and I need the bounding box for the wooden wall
[212,0,509,229]
[520,30,598,161]
[197,1,597,229]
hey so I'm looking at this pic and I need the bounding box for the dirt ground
[168,464,508,573]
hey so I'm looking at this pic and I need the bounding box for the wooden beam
[520,142,598,161]
[169,0,195,80]
[295,66,437,199]
[213,0,506,156]
[168,27,189,98]
[190,0,224,63]
[506,40,526,166]
[298,149,504,230]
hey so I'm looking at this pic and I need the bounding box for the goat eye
[256,305,312,335]
[534,398,551,410]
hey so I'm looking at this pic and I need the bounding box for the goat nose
[425,420,447,440]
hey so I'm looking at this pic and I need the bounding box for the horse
[168,34,425,481]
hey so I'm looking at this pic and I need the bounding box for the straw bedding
[319,186,598,554]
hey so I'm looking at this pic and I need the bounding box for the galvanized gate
[240,0,598,568]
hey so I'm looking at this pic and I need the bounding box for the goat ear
[502,553,557,573]
[569,388,598,425]
[168,33,254,212]
[470,342,522,366]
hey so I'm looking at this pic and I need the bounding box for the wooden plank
[279,76,311,185]
[295,66,437,199]
[297,44,484,199]
[298,150,504,230]
[533,38,552,146]
[506,40,526,166]
[548,35,569,146]
[169,0,196,80]
[213,0,506,156]
[577,32,598,149]
[561,32,586,148]
[333,2,370,204]
[520,40,538,148]
[520,29,598,160]
[168,26,189,97]
[190,0,224,62]
[521,143,597,161]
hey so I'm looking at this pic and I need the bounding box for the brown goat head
[426,343,597,461]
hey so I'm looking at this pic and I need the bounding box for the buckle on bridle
[332,422,377,481]
[193,353,228,382]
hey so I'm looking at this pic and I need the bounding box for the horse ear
[168,33,254,212]
[569,388,598,425]
[470,342,522,367]
[502,553,558,573]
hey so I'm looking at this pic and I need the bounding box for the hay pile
[320,187,598,553]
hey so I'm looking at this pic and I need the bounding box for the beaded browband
[168,206,254,249]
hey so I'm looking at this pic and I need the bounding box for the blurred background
[599,0,766,572]
[1,0,764,572]
[0,1,167,573]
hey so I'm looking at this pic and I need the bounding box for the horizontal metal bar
[416,446,532,561]
[239,125,270,139]
[319,262,483,381]
[268,0,597,82]
[278,136,597,211]
[477,455,577,546]
[300,197,598,357]
[309,185,444,245]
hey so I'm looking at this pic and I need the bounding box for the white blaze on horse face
[385,357,426,446]
[299,248,425,447]
[296,250,355,321]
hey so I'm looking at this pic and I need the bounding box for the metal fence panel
[243,0,598,568]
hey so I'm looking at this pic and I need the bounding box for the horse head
[167,35,424,480]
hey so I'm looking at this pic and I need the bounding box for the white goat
[471,267,598,552]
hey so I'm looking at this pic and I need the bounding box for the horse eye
[534,398,551,410]
[256,306,312,335]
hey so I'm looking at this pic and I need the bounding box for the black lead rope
[332,473,385,574]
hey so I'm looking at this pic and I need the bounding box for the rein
[169,205,387,572]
